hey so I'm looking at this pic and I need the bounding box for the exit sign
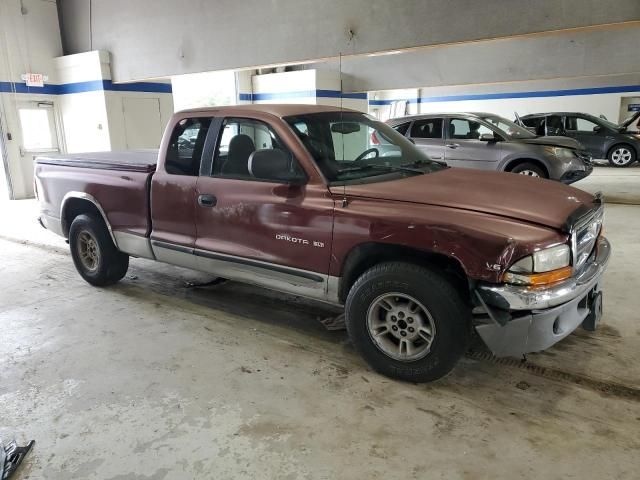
[21,73,48,87]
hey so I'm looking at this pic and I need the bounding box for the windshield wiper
[402,159,447,168]
[338,164,425,175]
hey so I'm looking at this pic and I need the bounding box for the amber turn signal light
[503,266,573,287]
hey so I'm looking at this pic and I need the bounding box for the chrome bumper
[474,236,611,357]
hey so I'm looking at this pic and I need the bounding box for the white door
[122,97,162,149]
[17,101,61,196]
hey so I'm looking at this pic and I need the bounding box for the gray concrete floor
[1,166,639,479]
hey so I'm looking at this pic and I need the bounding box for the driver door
[563,115,606,158]
[193,116,335,298]
[443,117,502,169]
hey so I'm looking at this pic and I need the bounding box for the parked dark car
[386,113,592,183]
[519,111,640,167]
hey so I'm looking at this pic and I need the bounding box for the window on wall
[448,118,493,139]
[213,118,304,182]
[410,119,443,139]
[165,117,212,176]
[18,106,58,151]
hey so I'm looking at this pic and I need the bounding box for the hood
[620,111,640,130]
[334,168,596,230]
[516,136,582,150]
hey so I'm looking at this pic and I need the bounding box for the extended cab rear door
[150,114,216,253]
[192,115,335,301]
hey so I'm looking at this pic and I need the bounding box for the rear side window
[165,117,212,176]
[546,115,564,135]
[521,117,541,128]
[410,119,443,139]
[392,122,410,136]
[522,117,546,136]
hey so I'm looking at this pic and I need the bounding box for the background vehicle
[35,104,609,383]
[519,111,640,167]
[387,113,593,183]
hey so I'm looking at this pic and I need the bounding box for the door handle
[197,194,217,207]
[445,143,460,149]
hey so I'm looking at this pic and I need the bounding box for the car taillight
[370,131,380,145]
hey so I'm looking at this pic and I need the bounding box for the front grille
[572,206,603,272]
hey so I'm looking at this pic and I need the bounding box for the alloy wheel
[366,292,436,361]
[611,147,633,166]
[77,231,100,272]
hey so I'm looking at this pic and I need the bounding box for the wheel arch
[337,242,470,304]
[60,192,117,245]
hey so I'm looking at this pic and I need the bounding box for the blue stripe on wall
[239,89,367,101]
[0,79,172,95]
[369,84,640,106]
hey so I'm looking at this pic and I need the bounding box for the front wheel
[510,162,547,178]
[345,262,470,383]
[69,214,129,286]
[607,144,636,167]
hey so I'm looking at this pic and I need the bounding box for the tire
[607,144,636,167]
[345,262,470,383]
[510,162,546,178]
[69,214,129,286]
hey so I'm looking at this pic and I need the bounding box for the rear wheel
[345,262,470,383]
[607,144,636,167]
[69,214,129,286]
[510,162,546,178]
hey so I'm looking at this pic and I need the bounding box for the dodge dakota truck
[35,104,611,383]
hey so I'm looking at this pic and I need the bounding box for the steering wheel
[354,148,380,163]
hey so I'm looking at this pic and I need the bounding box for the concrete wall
[369,74,640,124]
[58,0,640,82]
[338,23,640,93]
[246,70,367,112]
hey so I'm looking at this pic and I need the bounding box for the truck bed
[36,150,158,173]
[35,150,156,243]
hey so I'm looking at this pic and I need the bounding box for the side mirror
[479,133,496,142]
[593,125,601,133]
[248,149,306,185]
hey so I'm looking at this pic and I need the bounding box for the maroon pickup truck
[35,104,611,383]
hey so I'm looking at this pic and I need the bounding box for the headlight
[503,244,572,286]
[544,147,576,160]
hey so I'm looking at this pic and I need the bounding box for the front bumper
[474,236,610,357]
[560,164,593,184]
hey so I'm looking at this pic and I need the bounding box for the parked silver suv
[386,113,592,183]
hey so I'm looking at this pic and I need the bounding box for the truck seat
[223,134,255,176]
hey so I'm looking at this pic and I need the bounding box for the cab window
[212,118,305,183]
[165,117,212,176]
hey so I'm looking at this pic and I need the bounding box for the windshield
[479,114,537,139]
[284,112,445,184]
